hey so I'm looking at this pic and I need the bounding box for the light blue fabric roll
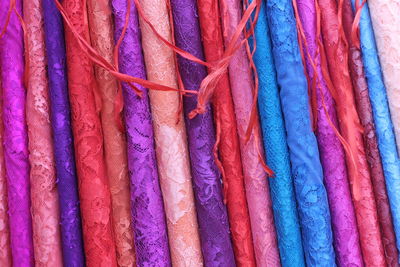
[351,0,400,256]
[265,1,336,266]
[249,1,305,266]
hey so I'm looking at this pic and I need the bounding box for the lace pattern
[170,0,236,266]
[138,0,204,265]
[266,1,336,265]
[24,0,63,265]
[0,1,34,265]
[86,1,136,265]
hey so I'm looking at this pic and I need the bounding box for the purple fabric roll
[170,1,235,266]
[42,0,85,265]
[296,0,363,265]
[0,1,34,265]
[111,1,171,266]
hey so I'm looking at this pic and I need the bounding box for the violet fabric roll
[0,1,34,266]
[111,1,171,265]
[295,0,363,265]
[170,0,236,266]
[42,0,85,265]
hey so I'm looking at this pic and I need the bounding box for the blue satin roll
[265,1,336,266]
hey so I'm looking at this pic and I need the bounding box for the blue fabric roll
[265,1,336,266]
[351,0,400,255]
[249,1,305,266]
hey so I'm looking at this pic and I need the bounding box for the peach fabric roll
[219,0,280,266]
[23,0,63,265]
[86,0,136,266]
[368,1,400,154]
[0,81,11,267]
[137,0,203,265]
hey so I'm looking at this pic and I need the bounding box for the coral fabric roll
[86,1,136,265]
[111,0,172,265]
[368,1,400,155]
[62,0,117,265]
[250,0,305,266]
[137,0,203,265]
[0,1,34,265]
[24,0,63,265]
[295,0,362,265]
[42,0,85,264]
[266,0,336,265]
[0,82,11,267]
[170,0,236,266]
[317,0,386,265]
[342,1,399,265]
[350,0,400,263]
[196,0,256,265]
[219,1,280,266]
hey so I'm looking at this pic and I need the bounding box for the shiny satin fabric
[250,0,305,266]
[0,1,34,265]
[317,0,386,265]
[266,0,337,265]
[170,0,236,265]
[24,0,63,265]
[111,0,172,265]
[350,0,400,264]
[137,0,203,265]
[342,1,399,265]
[196,0,256,265]
[295,0,362,265]
[219,0,280,265]
[86,0,136,265]
[62,0,117,265]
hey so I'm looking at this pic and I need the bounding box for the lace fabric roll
[350,0,400,263]
[265,1,336,266]
[196,0,256,265]
[367,1,400,155]
[220,1,280,265]
[42,0,85,265]
[295,0,362,265]
[342,2,400,265]
[317,0,386,265]
[249,1,305,266]
[0,83,11,267]
[24,0,63,265]
[62,0,117,265]
[137,0,203,265]
[86,1,136,265]
[170,0,236,266]
[111,1,172,265]
[0,1,34,265]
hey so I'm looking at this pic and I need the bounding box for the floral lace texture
[368,1,400,156]
[170,0,236,266]
[317,0,387,265]
[24,0,63,265]
[42,0,86,265]
[250,1,305,266]
[351,0,400,264]
[220,0,281,266]
[62,0,117,265]
[265,1,336,266]
[295,0,363,265]
[0,79,11,266]
[342,1,400,266]
[86,1,136,266]
[138,0,204,265]
[0,1,34,266]
[196,0,256,265]
[111,1,172,266]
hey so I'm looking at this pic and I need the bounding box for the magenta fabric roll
[295,0,363,265]
[0,1,34,266]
